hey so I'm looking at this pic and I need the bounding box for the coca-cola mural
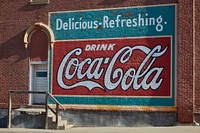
[50,4,176,108]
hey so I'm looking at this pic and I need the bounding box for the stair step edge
[58,120,68,126]
[48,116,62,122]
[58,125,73,130]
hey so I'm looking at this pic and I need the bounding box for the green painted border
[48,4,176,107]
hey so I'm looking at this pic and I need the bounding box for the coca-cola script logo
[53,37,171,97]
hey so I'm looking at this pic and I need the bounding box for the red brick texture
[30,30,48,61]
[0,0,199,123]
[177,0,194,123]
[195,0,200,111]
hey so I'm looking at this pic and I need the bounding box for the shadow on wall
[11,112,45,129]
[0,116,7,128]
[0,109,8,128]
[0,31,28,64]
[98,0,178,6]
[18,3,46,12]
[98,0,128,6]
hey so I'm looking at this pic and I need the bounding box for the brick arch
[24,22,55,49]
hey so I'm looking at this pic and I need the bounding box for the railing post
[7,91,12,128]
[7,90,52,129]
[45,92,48,129]
[56,103,59,129]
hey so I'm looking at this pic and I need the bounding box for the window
[30,0,49,5]
[36,71,47,77]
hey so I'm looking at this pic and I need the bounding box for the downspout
[193,0,200,126]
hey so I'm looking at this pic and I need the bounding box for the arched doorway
[24,23,55,104]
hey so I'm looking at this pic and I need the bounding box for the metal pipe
[7,91,12,128]
[45,92,49,129]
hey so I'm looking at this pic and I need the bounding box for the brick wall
[177,0,194,123]
[0,1,30,108]
[1,0,199,123]
[195,0,200,110]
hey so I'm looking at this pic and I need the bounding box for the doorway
[30,63,47,104]
[24,23,55,105]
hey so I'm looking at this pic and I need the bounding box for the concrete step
[57,121,67,130]
[57,120,73,130]
[47,112,66,129]
[26,105,46,108]
[47,121,57,130]
[47,113,62,122]
[13,107,72,130]
[14,107,45,115]
[47,114,73,130]
[48,119,72,130]
[59,120,68,126]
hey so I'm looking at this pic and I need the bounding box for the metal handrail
[7,90,64,129]
[47,92,64,110]
[45,92,65,129]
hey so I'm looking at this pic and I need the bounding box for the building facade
[0,0,200,127]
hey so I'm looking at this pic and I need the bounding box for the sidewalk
[0,126,199,133]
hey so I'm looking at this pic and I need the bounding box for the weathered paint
[49,5,175,40]
[49,4,176,109]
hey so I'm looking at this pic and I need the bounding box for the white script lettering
[57,45,168,91]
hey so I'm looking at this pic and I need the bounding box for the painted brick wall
[1,0,199,123]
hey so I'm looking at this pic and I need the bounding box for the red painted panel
[52,37,171,97]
